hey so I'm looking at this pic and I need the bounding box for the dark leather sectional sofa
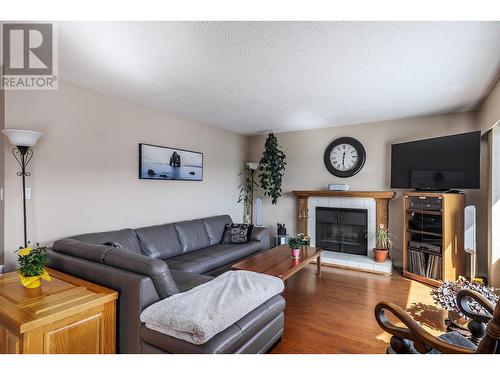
[47,215,285,354]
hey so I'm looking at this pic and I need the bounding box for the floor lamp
[245,162,259,224]
[2,129,43,248]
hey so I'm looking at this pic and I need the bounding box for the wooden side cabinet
[402,192,465,287]
[0,268,118,354]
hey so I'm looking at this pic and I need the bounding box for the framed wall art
[139,143,203,181]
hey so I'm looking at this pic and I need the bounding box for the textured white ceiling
[58,21,500,134]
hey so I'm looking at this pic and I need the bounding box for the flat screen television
[391,131,480,190]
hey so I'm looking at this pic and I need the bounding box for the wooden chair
[374,290,500,354]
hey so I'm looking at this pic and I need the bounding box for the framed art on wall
[139,143,203,181]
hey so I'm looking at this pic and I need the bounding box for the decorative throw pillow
[221,223,252,244]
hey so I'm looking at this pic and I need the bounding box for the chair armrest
[457,289,495,323]
[249,227,270,250]
[374,301,475,354]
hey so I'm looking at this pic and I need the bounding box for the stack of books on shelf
[425,254,442,280]
[409,241,441,255]
[407,246,442,280]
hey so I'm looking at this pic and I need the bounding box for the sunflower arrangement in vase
[16,244,51,288]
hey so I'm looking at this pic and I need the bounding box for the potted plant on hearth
[288,235,304,259]
[373,224,394,263]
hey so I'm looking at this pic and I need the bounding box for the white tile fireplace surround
[306,195,392,275]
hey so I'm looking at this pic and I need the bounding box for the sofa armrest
[250,227,270,250]
[52,239,179,298]
[104,249,180,297]
[47,249,160,353]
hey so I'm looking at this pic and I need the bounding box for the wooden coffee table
[232,245,322,281]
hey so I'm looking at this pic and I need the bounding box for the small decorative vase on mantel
[373,224,394,263]
[16,244,51,289]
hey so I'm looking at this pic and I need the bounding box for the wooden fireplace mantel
[292,191,396,199]
[292,190,396,236]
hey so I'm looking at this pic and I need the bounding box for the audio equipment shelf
[406,209,442,216]
[407,229,442,238]
[402,192,465,287]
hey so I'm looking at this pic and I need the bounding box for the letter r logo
[3,23,53,75]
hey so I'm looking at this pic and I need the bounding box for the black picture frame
[139,143,204,181]
[323,137,366,178]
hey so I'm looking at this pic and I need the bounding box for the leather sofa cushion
[202,215,232,245]
[52,238,115,262]
[136,223,183,259]
[169,270,213,292]
[249,227,269,243]
[71,228,142,254]
[166,242,262,274]
[174,219,210,253]
[103,248,180,298]
[140,295,285,354]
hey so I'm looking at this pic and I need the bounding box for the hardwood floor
[271,264,447,354]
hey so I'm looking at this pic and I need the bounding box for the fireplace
[315,206,368,256]
[293,191,395,274]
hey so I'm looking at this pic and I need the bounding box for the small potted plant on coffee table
[288,235,303,259]
[373,224,394,263]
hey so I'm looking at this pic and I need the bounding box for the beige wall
[3,82,246,270]
[248,113,481,269]
[477,77,500,134]
[476,77,500,286]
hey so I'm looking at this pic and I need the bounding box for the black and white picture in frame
[139,143,203,181]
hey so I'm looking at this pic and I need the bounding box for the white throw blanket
[140,270,284,345]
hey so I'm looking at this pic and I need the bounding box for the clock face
[324,137,366,178]
[329,143,359,171]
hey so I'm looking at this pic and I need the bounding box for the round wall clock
[324,137,366,178]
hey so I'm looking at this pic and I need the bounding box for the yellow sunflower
[18,247,33,256]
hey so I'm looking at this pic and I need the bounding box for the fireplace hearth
[315,206,368,256]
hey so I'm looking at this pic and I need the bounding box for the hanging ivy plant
[258,133,286,205]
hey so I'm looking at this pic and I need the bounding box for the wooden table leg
[316,254,321,276]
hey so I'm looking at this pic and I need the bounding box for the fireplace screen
[315,207,368,256]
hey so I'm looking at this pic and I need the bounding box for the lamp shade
[2,129,42,147]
